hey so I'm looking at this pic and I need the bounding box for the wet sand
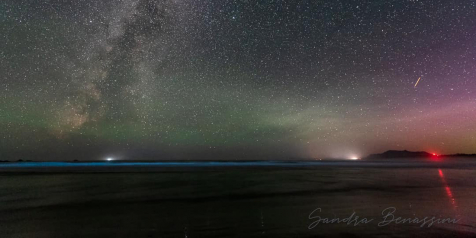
[1,162,476,237]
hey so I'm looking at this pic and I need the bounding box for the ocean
[0,160,475,237]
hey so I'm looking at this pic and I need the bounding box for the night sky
[1,0,476,161]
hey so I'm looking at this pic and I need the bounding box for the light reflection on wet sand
[438,169,457,209]
[0,165,476,237]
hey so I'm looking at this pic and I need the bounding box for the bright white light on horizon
[350,156,359,160]
[106,157,114,161]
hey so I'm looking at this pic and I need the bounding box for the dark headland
[364,150,476,160]
[364,150,433,160]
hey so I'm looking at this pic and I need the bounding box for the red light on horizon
[430,152,441,161]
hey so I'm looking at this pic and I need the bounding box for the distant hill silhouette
[364,150,433,160]
[447,153,476,157]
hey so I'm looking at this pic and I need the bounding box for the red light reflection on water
[438,169,457,208]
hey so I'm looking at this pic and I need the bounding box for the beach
[1,161,476,237]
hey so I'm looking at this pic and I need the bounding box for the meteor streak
[414,77,422,88]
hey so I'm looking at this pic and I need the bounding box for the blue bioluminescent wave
[0,161,334,168]
[0,160,474,169]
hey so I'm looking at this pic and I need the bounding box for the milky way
[1,0,476,160]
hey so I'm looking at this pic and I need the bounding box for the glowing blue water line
[0,161,334,168]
